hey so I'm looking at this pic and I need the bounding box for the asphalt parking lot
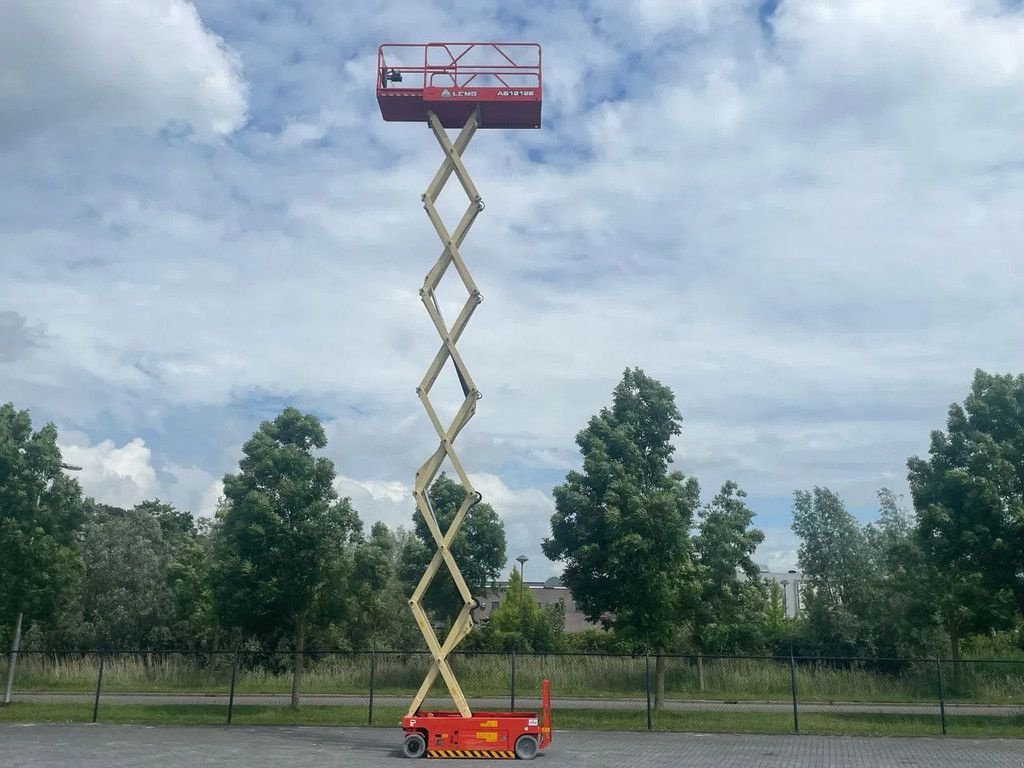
[3,724,1023,767]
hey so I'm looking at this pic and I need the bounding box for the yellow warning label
[475,731,499,742]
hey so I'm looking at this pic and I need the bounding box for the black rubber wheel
[514,735,539,760]
[403,733,426,759]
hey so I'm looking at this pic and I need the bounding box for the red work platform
[377,43,542,129]
[401,680,552,760]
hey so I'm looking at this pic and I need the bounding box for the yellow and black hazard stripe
[426,749,516,758]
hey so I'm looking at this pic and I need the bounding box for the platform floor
[3,724,1023,767]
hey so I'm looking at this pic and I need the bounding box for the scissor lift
[377,43,551,760]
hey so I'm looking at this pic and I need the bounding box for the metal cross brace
[407,108,485,719]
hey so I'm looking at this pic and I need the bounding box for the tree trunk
[654,652,665,710]
[949,626,962,681]
[4,612,24,705]
[291,618,305,708]
[211,627,220,655]
[696,653,705,693]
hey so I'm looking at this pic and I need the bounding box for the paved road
[15,691,1024,717]
[2,724,1023,767]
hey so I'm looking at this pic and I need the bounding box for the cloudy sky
[3,0,1023,578]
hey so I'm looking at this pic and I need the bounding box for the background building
[757,566,804,619]
[475,567,804,633]
[474,576,598,633]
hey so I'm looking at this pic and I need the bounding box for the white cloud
[60,436,158,508]
[0,0,247,147]
[163,462,224,517]
[335,475,412,532]
[56,435,227,516]
[470,473,557,579]
[278,119,327,148]
[198,479,224,517]
[275,110,358,148]
[0,311,44,362]
[338,476,409,505]
[335,471,557,577]
[608,0,748,32]
[6,0,1024,581]
[756,527,801,573]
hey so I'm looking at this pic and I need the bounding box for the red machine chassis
[401,680,552,759]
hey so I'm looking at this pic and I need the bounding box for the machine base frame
[401,680,552,760]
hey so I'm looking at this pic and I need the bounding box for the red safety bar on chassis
[377,42,542,129]
[540,678,552,749]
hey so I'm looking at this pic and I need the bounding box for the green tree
[863,489,939,657]
[138,499,195,546]
[399,473,506,625]
[0,403,84,657]
[212,408,361,706]
[472,570,564,652]
[105,499,221,650]
[762,580,788,647]
[791,487,877,655]
[77,503,176,648]
[345,522,420,650]
[30,499,217,652]
[543,368,700,708]
[908,370,1024,659]
[562,629,632,653]
[690,482,767,657]
[167,517,218,651]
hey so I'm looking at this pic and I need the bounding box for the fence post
[92,653,105,724]
[788,653,799,733]
[2,611,23,706]
[645,651,652,732]
[935,657,947,736]
[510,651,517,711]
[368,652,376,726]
[227,652,239,725]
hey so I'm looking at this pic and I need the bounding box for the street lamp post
[515,555,528,600]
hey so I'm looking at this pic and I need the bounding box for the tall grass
[14,653,104,693]
[8,652,1024,705]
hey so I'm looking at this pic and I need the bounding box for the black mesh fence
[96,651,233,724]
[1,649,1021,737]
[0,652,100,722]
[937,658,1024,738]
[651,654,793,733]
[790,656,942,736]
